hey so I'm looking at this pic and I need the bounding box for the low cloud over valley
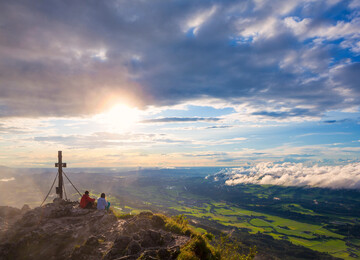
[210,162,360,189]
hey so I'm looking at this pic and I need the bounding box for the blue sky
[0,0,359,167]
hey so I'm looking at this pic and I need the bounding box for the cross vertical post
[58,151,63,199]
[55,151,67,199]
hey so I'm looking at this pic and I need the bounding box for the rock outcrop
[0,206,23,235]
[0,200,189,260]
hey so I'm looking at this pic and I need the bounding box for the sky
[0,0,359,168]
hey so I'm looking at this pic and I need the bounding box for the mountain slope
[0,200,190,260]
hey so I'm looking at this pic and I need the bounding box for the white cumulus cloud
[212,162,360,189]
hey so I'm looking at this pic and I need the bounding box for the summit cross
[55,151,67,199]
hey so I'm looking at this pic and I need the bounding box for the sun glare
[97,104,140,131]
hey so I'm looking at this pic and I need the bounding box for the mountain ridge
[0,200,190,260]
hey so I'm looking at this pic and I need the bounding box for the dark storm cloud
[0,0,359,118]
[141,117,221,123]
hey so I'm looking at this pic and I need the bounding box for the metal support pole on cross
[55,151,67,199]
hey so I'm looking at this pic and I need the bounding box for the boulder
[85,236,99,246]
[114,235,132,250]
[151,215,165,228]
[127,240,141,255]
[140,229,163,247]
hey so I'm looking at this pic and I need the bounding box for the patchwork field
[113,176,360,260]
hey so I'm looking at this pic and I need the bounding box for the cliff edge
[0,200,189,260]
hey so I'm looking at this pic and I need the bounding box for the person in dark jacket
[80,191,95,209]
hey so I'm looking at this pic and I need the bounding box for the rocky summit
[0,200,189,260]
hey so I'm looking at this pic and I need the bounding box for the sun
[97,103,140,131]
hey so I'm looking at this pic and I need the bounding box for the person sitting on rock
[80,191,95,209]
[97,193,110,211]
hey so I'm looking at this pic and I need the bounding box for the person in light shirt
[97,193,110,210]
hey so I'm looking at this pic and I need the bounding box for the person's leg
[106,202,110,210]
[85,202,92,209]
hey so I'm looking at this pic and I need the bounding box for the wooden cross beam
[55,151,66,199]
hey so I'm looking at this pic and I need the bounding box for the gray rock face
[104,212,188,260]
[0,205,28,238]
[0,201,189,260]
[0,206,21,218]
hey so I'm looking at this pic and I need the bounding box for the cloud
[287,154,315,158]
[323,120,337,124]
[33,132,188,148]
[183,152,228,157]
[183,5,218,35]
[284,15,360,47]
[217,158,239,162]
[323,119,352,124]
[0,177,15,182]
[0,123,27,134]
[209,162,360,189]
[0,0,359,120]
[204,125,234,129]
[331,63,360,96]
[251,108,317,119]
[140,117,221,123]
[193,137,247,146]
